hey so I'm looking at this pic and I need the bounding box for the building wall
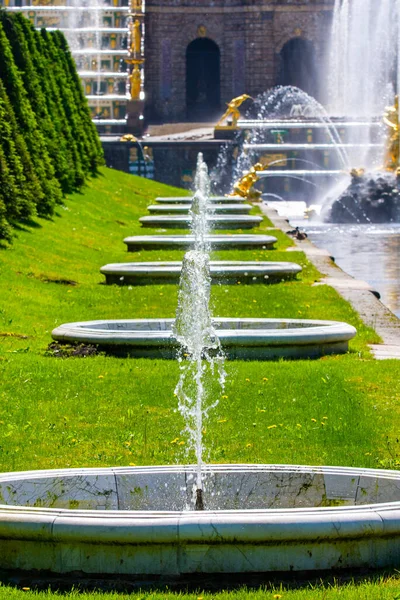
[144,0,334,122]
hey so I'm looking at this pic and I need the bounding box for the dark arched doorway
[186,38,220,120]
[278,38,318,98]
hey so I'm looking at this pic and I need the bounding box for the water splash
[326,0,399,168]
[173,155,225,509]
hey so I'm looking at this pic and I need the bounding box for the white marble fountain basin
[1,464,400,575]
[100,261,302,285]
[139,215,263,229]
[147,203,252,214]
[124,234,277,251]
[51,318,356,359]
[156,196,243,203]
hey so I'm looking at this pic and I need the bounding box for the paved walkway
[262,205,400,360]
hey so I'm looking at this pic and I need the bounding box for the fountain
[155,196,244,204]
[146,203,252,215]
[228,1,400,221]
[320,0,400,222]
[123,233,277,251]
[100,260,302,285]
[138,214,263,230]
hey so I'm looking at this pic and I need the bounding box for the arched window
[186,38,220,120]
[278,38,318,98]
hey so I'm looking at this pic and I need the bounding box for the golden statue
[350,167,365,182]
[229,162,265,200]
[216,94,252,128]
[129,64,141,100]
[120,134,138,142]
[130,19,141,55]
[383,95,400,171]
[130,0,142,12]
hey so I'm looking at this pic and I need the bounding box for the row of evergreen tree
[0,10,103,241]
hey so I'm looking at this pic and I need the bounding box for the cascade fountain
[323,0,400,222]
[229,1,400,221]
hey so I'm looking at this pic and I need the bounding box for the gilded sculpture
[216,94,253,128]
[130,19,142,55]
[130,0,142,12]
[129,63,141,100]
[229,162,265,200]
[383,95,400,171]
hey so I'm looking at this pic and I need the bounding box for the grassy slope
[0,167,400,597]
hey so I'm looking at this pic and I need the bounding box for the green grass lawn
[0,167,400,597]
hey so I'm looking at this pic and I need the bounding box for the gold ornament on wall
[197,25,207,38]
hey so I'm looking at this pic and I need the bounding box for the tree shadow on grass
[12,217,43,232]
[0,567,398,595]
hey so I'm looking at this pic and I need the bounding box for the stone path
[262,205,400,360]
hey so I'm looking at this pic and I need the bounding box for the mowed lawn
[0,166,400,597]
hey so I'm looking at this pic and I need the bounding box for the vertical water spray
[326,0,400,167]
[173,156,225,510]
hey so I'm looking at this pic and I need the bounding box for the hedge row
[0,10,103,241]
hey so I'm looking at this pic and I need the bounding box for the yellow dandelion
[297,424,302,428]
[246,443,252,448]
[268,424,277,429]
[218,419,227,423]
[262,377,268,381]
[129,463,136,466]
[178,441,185,446]
[321,422,326,426]
[273,595,283,599]
[323,416,328,420]
[311,418,317,422]
[170,437,179,444]
[245,378,250,382]
[222,395,229,399]
[98,375,104,379]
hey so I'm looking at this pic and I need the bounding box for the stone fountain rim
[123,234,277,243]
[51,318,356,346]
[1,463,400,518]
[139,215,263,222]
[100,260,302,273]
[147,203,252,209]
[156,196,244,202]
[2,464,400,574]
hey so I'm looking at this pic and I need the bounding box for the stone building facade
[144,0,335,122]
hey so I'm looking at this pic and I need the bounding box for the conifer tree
[0,79,42,220]
[0,19,62,215]
[30,23,85,189]
[51,30,104,171]
[40,28,91,180]
[0,93,35,222]
[0,12,73,193]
